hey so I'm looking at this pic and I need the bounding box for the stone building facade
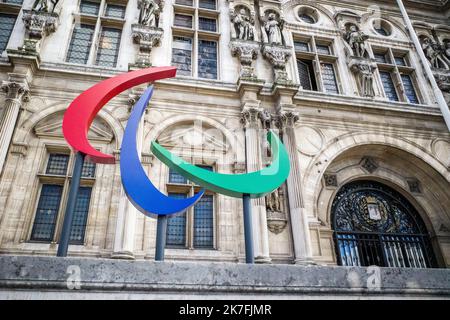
[0,0,449,272]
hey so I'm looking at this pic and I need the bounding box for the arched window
[332,180,436,268]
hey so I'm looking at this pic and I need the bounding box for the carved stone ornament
[421,36,450,71]
[261,44,292,84]
[230,5,256,41]
[266,188,287,234]
[130,24,163,68]
[138,0,163,28]
[276,111,299,129]
[1,80,30,102]
[349,57,377,97]
[240,107,261,129]
[230,40,259,79]
[21,9,59,53]
[435,71,450,93]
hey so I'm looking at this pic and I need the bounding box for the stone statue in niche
[345,24,368,58]
[264,13,283,45]
[138,0,160,27]
[351,59,376,97]
[232,8,255,41]
[266,188,282,212]
[32,0,59,13]
[422,37,449,70]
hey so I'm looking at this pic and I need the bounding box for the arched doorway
[332,180,437,268]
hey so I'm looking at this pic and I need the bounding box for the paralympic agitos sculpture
[62,66,290,263]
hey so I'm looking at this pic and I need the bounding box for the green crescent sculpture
[151,130,291,199]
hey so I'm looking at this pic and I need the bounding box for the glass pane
[294,41,310,52]
[66,24,95,64]
[4,0,23,4]
[176,0,193,6]
[194,194,214,248]
[375,27,388,36]
[172,36,192,76]
[321,63,339,94]
[394,56,406,66]
[0,14,17,53]
[299,14,315,24]
[30,185,63,242]
[199,0,216,10]
[316,44,331,55]
[80,0,100,15]
[174,14,193,28]
[199,17,217,32]
[297,59,313,91]
[198,40,217,79]
[46,154,69,176]
[169,168,188,184]
[95,27,121,68]
[401,74,419,104]
[69,187,92,244]
[166,193,187,247]
[105,4,126,19]
[374,53,387,64]
[380,71,399,101]
[81,161,96,178]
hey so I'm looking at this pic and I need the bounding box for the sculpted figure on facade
[138,0,160,27]
[264,13,283,45]
[422,37,449,70]
[351,59,376,97]
[345,24,369,58]
[232,8,255,41]
[266,189,282,212]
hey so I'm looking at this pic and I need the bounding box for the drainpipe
[396,0,450,132]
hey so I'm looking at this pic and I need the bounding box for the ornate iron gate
[332,180,436,268]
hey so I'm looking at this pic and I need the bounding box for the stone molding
[130,24,164,68]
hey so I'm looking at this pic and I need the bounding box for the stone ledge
[0,255,449,299]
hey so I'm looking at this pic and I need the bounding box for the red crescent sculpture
[62,66,177,164]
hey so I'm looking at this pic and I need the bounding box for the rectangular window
[0,14,17,53]
[30,185,63,242]
[95,27,121,67]
[394,56,406,66]
[105,4,126,19]
[174,14,193,28]
[46,154,70,176]
[172,36,192,76]
[321,63,339,94]
[380,71,399,101]
[199,0,216,10]
[401,74,419,104]
[69,187,92,244]
[169,168,188,184]
[175,0,193,6]
[294,41,310,52]
[198,40,217,79]
[66,24,95,64]
[316,44,331,55]
[81,161,96,178]
[193,194,214,248]
[166,193,187,247]
[199,17,217,32]
[374,53,388,64]
[80,0,100,16]
[297,59,316,91]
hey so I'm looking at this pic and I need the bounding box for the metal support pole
[155,215,168,261]
[243,194,254,264]
[396,0,450,132]
[57,152,85,257]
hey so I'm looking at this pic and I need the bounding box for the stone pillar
[240,107,271,263]
[278,111,314,264]
[0,78,29,175]
[112,95,146,259]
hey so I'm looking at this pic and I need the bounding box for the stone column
[0,79,29,175]
[240,107,271,263]
[112,95,145,259]
[278,111,314,264]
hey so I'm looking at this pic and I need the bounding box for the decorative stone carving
[20,9,59,54]
[138,0,161,28]
[407,178,421,193]
[261,44,292,84]
[230,40,260,79]
[130,24,163,68]
[421,36,449,70]
[1,80,30,102]
[349,58,377,97]
[240,107,261,129]
[261,10,284,45]
[266,188,282,212]
[323,173,338,187]
[266,209,288,234]
[32,0,60,13]
[361,156,378,173]
[258,109,272,130]
[344,24,369,58]
[277,110,299,129]
[435,72,450,93]
[231,6,256,41]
